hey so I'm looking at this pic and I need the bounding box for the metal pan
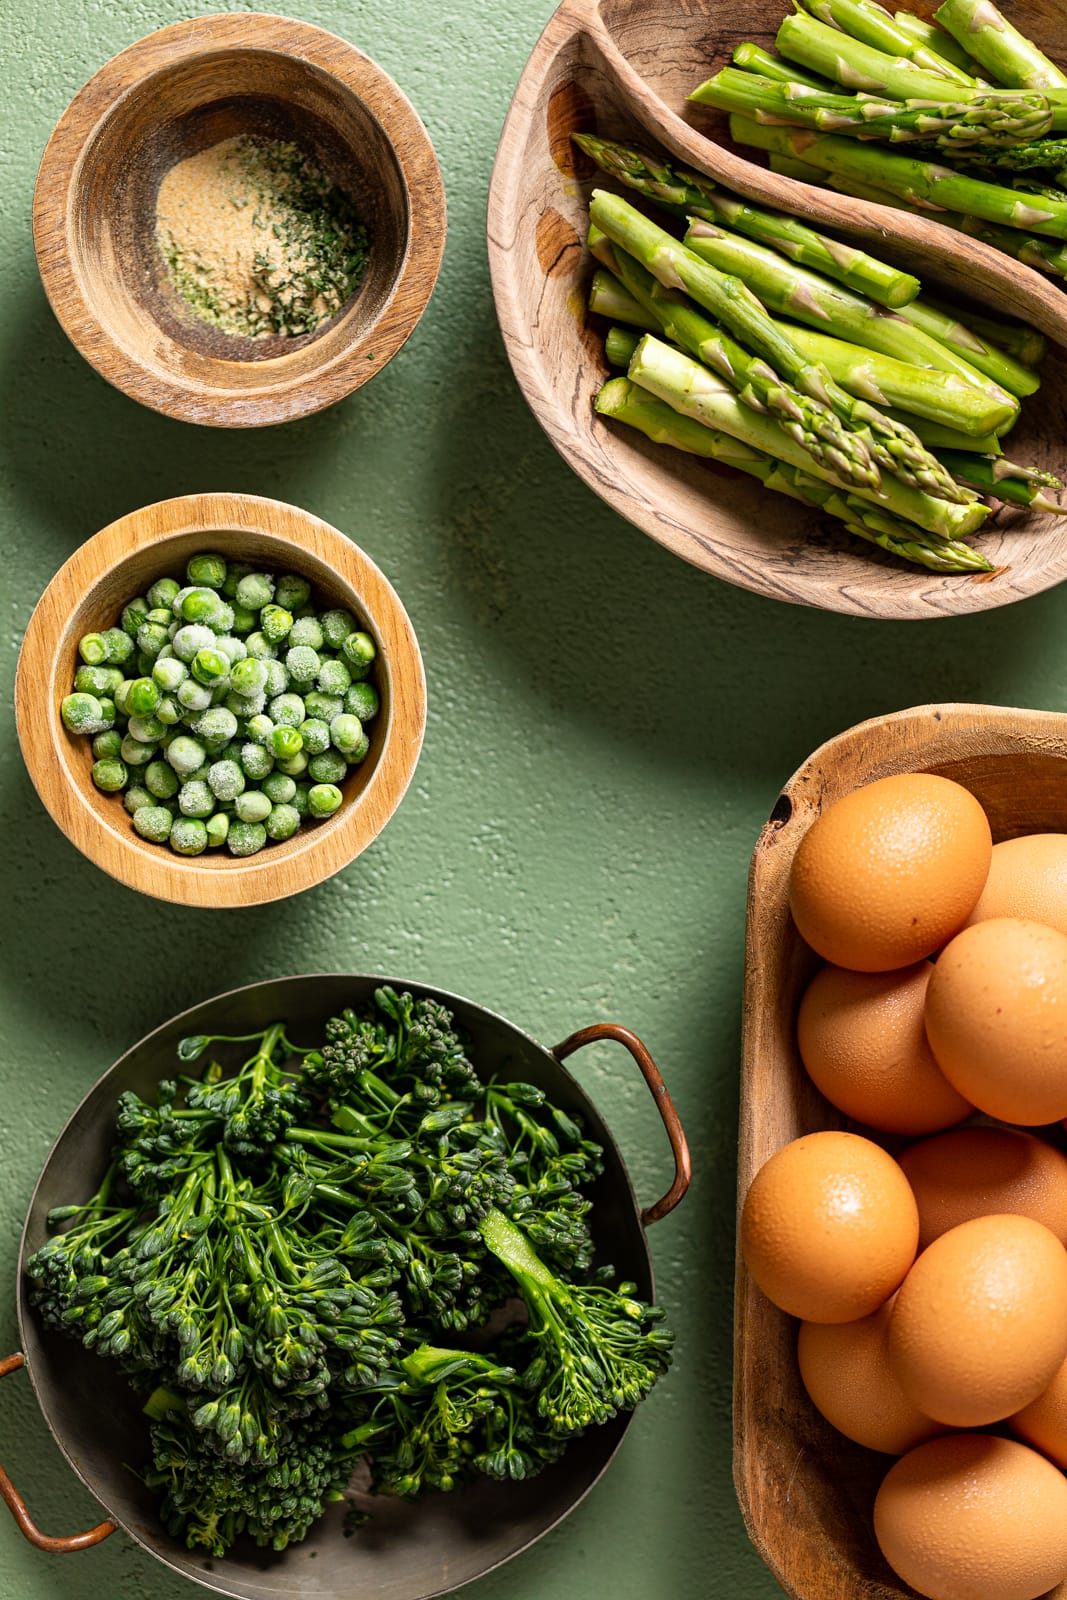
[2,974,691,1599]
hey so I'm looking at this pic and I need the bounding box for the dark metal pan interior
[17,974,654,1600]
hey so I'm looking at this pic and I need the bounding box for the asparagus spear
[937,450,1067,511]
[727,114,1067,240]
[797,0,982,84]
[680,208,1020,420]
[774,321,1021,431]
[920,299,1045,368]
[690,67,1052,153]
[933,0,1067,91]
[769,153,831,181]
[588,268,658,331]
[572,132,920,306]
[885,413,1002,454]
[626,333,989,541]
[894,301,1039,397]
[596,374,995,571]
[946,139,1067,170]
[893,10,991,80]
[605,326,642,367]
[589,189,971,498]
[732,42,831,90]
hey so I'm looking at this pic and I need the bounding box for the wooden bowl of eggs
[489,0,1067,619]
[14,492,426,908]
[738,702,1067,1600]
[32,13,446,425]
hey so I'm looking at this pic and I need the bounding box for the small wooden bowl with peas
[15,493,426,908]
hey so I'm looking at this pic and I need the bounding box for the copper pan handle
[0,1354,117,1552]
[552,1023,691,1226]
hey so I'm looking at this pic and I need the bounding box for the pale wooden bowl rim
[32,12,446,427]
[15,492,427,908]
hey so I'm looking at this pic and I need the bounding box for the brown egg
[925,918,1067,1124]
[898,1127,1067,1252]
[740,1130,918,1323]
[797,962,972,1135]
[797,1297,943,1454]
[789,773,992,973]
[964,833,1067,936]
[1011,1352,1067,1469]
[889,1214,1067,1427]
[874,1433,1067,1600]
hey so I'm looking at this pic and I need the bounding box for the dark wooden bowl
[488,0,1067,619]
[738,703,1067,1600]
[33,13,446,426]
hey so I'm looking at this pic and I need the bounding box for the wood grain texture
[32,13,446,426]
[14,493,427,908]
[487,0,1067,619]
[737,702,1067,1600]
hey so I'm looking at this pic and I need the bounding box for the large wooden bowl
[33,14,446,426]
[14,493,427,908]
[736,702,1067,1599]
[488,0,1067,619]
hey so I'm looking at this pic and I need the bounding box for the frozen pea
[304,691,343,722]
[120,734,157,767]
[285,646,320,686]
[166,735,206,776]
[341,631,376,677]
[308,749,347,784]
[227,819,267,857]
[266,803,300,842]
[226,689,266,719]
[170,817,209,857]
[234,790,272,824]
[288,615,324,651]
[92,757,127,792]
[186,553,227,589]
[145,761,180,800]
[102,627,135,666]
[298,718,331,756]
[187,764,212,783]
[349,732,370,763]
[221,561,253,600]
[178,780,215,818]
[133,805,173,843]
[207,602,235,635]
[74,664,122,698]
[245,714,275,746]
[177,678,213,713]
[262,772,296,804]
[127,714,166,744]
[344,681,380,721]
[206,812,230,848]
[245,631,277,661]
[270,725,303,761]
[124,784,152,815]
[240,742,274,781]
[260,604,293,644]
[230,603,256,635]
[92,729,123,761]
[156,696,181,727]
[126,677,161,717]
[192,646,229,685]
[330,713,363,755]
[97,698,117,727]
[192,707,238,745]
[121,597,149,637]
[214,635,247,665]
[270,693,305,728]
[274,573,311,612]
[276,750,309,778]
[229,657,268,698]
[307,783,343,818]
[113,680,136,716]
[208,760,246,802]
[262,659,289,698]
[173,623,216,663]
[145,606,173,628]
[152,655,187,692]
[179,587,225,625]
[135,620,169,659]
[319,609,357,650]
[317,658,352,697]
[78,632,108,666]
[148,577,181,611]
[235,572,275,611]
[290,783,311,818]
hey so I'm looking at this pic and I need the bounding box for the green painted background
[0,3,1063,1598]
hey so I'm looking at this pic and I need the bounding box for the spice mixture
[155,135,370,339]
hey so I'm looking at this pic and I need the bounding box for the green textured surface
[1,4,1066,1600]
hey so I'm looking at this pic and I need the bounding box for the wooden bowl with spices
[32,14,446,426]
[15,492,427,907]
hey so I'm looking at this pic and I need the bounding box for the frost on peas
[226,689,266,719]
[285,645,320,687]
[145,760,180,800]
[120,733,158,767]
[330,713,363,755]
[92,729,123,761]
[319,609,356,650]
[227,819,267,857]
[127,714,166,744]
[148,577,180,611]
[135,620,170,659]
[288,615,324,651]
[177,678,213,714]
[262,659,289,698]
[173,623,216,663]
[269,693,305,729]
[317,658,352,697]
[262,771,296,804]
[179,779,215,818]
[344,681,380,722]
[221,561,253,600]
[260,604,294,645]
[166,735,206,777]
[290,783,311,817]
[152,656,188,692]
[245,714,275,746]
[91,757,127,793]
[97,698,117,728]
[274,573,311,612]
[133,805,173,843]
[304,691,342,723]
[297,718,331,755]
[229,657,268,698]
[186,553,227,590]
[74,664,119,698]
[156,696,181,727]
[235,572,275,612]
[350,732,370,763]
[209,603,235,635]
[308,749,347,784]
[124,784,152,815]
[170,816,209,856]
[214,635,247,665]
[266,802,300,841]
[206,812,230,848]
[192,707,239,745]
[208,760,246,802]
[245,631,278,661]
[240,742,274,782]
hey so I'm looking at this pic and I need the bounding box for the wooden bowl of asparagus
[488,0,1067,617]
